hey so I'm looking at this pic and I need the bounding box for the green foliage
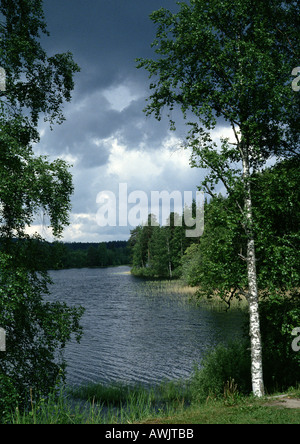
[0,374,21,422]
[187,195,247,300]
[190,341,252,403]
[181,243,201,287]
[181,159,300,298]
[0,0,80,131]
[130,212,196,279]
[138,0,299,158]
[188,292,300,399]
[0,0,83,418]
[0,147,74,239]
[0,252,84,417]
[252,158,300,290]
[258,293,300,391]
[9,384,300,424]
[44,241,131,269]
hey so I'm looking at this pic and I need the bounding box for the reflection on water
[47,266,245,387]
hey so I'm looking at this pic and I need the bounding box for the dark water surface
[47,266,245,387]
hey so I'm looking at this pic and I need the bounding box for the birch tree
[0,0,83,410]
[137,0,299,397]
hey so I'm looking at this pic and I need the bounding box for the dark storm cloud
[40,0,182,159]
[39,89,173,169]
[35,0,206,242]
[43,0,179,89]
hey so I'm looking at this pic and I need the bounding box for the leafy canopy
[137,0,299,169]
[0,0,82,416]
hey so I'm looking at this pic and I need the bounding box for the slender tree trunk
[247,237,264,397]
[166,235,173,279]
[242,147,265,397]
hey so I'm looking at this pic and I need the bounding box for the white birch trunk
[247,236,264,397]
[242,149,265,398]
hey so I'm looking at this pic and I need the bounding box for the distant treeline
[31,240,131,270]
[129,211,198,279]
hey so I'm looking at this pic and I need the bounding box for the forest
[130,158,300,293]
[23,240,131,270]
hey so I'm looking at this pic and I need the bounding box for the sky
[30,0,232,243]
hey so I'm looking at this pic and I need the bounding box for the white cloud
[106,138,163,182]
[103,84,143,112]
[106,134,192,187]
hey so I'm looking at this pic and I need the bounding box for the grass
[141,398,300,424]
[8,381,300,424]
[5,337,299,424]
[11,381,185,424]
[141,279,248,311]
[67,379,190,423]
[7,338,300,424]
[68,379,188,405]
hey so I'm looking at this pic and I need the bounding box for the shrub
[259,292,300,392]
[190,341,252,403]
[0,374,20,423]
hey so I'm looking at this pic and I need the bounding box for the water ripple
[46,266,244,387]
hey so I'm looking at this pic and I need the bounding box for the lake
[47,266,245,387]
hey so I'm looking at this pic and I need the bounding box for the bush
[259,293,300,392]
[190,294,300,403]
[0,253,85,414]
[190,341,252,403]
[0,374,20,423]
